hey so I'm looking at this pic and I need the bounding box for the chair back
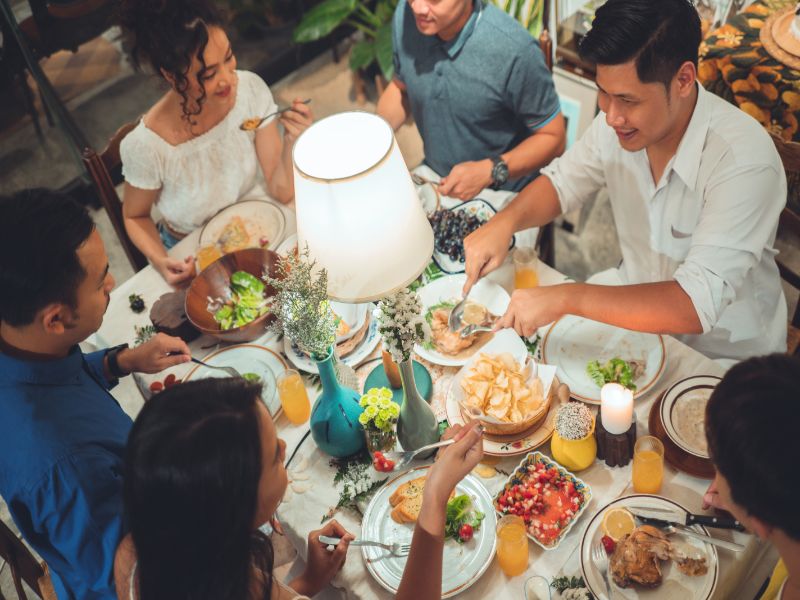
[82,121,149,272]
[769,132,800,355]
[21,0,117,58]
[0,519,58,600]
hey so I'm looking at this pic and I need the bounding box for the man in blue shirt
[377,0,565,199]
[0,188,191,599]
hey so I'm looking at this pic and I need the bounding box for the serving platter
[541,315,666,404]
[183,344,285,417]
[361,466,496,598]
[580,495,719,600]
[415,274,510,367]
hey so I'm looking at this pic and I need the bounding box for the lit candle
[600,383,634,435]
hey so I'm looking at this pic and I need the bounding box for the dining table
[94,174,779,600]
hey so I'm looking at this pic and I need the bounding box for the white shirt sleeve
[120,128,163,191]
[673,162,786,333]
[540,113,608,214]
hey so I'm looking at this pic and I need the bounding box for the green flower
[375,418,387,431]
[378,398,391,409]
[365,405,379,418]
[379,388,392,399]
[389,404,400,418]
[359,396,369,408]
[378,408,391,421]
[358,412,370,426]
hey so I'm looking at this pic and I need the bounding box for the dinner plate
[659,376,720,460]
[183,344,286,417]
[431,199,516,274]
[580,495,719,600]
[361,466,496,598]
[283,310,380,374]
[541,316,666,404]
[445,330,564,457]
[275,232,298,257]
[198,199,286,252]
[415,274,510,367]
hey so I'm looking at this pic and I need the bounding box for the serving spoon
[239,98,312,131]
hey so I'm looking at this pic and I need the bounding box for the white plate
[283,310,380,374]
[415,274,510,367]
[275,232,298,257]
[198,199,286,252]
[660,376,720,459]
[431,199,516,274]
[541,316,666,404]
[580,495,718,600]
[361,466,496,597]
[183,344,286,417]
[330,301,369,343]
[445,330,562,457]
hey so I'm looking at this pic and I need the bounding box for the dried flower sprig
[264,246,336,359]
[375,287,430,363]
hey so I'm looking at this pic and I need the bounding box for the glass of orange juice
[277,369,311,425]
[513,247,539,289]
[496,515,529,577]
[632,436,664,494]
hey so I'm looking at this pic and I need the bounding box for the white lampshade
[292,111,434,302]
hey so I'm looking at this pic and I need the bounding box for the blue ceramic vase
[309,348,365,458]
[396,359,439,456]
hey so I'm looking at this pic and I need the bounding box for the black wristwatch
[490,156,509,190]
[106,343,130,379]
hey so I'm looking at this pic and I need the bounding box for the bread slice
[389,477,454,524]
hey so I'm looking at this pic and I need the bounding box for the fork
[168,352,242,378]
[381,438,456,470]
[239,98,312,130]
[319,535,410,557]
[591,542,613,600]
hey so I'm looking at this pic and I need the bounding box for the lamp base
[365,361,432,405]
[595,409,636,467]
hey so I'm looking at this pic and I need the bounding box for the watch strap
[106,343,130,378]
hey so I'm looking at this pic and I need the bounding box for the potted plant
[293,0,398,100]
[265,248,365,458]
[358,387,400,452]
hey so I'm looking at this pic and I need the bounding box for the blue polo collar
[442,0,482,59]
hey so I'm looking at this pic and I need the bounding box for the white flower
[375,287,431,363]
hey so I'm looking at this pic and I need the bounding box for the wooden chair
[769,132,800,355]
[82,122,149,272]
[0,519,57,600]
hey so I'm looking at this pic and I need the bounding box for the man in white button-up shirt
[463,0,787,361]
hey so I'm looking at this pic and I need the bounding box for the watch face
[492,160,509,185]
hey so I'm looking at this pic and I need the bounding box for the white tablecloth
[94,186,776,600]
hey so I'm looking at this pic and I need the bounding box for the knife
[627,506,745,532]
[633,515,745,552]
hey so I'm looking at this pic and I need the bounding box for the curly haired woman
[118,0,312,284]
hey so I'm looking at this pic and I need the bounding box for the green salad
[241,372,262,383]
[587,358,637,391]
[211,271,270,330]
[445,494,485,543]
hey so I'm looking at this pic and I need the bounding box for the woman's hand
[155,255,195,287]
[280,98,313,145]
[425,422,484,507]
[291,519,354,597]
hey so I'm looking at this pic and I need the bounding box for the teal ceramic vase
[396,359,439,456]
[309,348,365,458]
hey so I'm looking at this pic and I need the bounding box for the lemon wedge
[601,507,636,541]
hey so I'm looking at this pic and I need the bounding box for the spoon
[448,296,469,332]
[239,98,312,131]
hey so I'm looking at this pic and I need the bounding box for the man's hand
[281,98,314,144]
[462,217,515,296]
[494,285,570,337]
[291,519,354,597]
[439,160,493,201]
[702,478,727,511]
[117,333,191,375]
[155,255,195,287]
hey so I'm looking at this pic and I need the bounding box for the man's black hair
[0,188,96,326]
[705,354,800,541]
[579,0,701,89]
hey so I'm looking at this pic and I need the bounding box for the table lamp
[292,111,435,455]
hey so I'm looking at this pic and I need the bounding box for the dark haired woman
[114,378,483,600]
[118,0,312,285]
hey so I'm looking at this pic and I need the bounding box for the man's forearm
[566,281,704,335]
[502,112,567,179]
[396,490,447,600]
[494,173,563,234]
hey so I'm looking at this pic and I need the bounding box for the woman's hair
[124,378,274,600]
[118,0,226,124]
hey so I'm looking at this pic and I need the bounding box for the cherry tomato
[164,373,177,387]
[149,381,164,393]
[458,523,474,542]
[601,535,616,555]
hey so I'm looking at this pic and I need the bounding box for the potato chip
[459,353,545,423]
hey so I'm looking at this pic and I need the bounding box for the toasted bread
[389,477,454,524]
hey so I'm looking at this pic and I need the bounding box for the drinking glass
[632,435,665,494]
[513,247,539,289]
[277,369,311,425]
[496,515,529,577]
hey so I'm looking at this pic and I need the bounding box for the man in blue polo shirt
[377,0,565,199]
[0,188,191,599]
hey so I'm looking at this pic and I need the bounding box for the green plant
[294,0,398,80]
